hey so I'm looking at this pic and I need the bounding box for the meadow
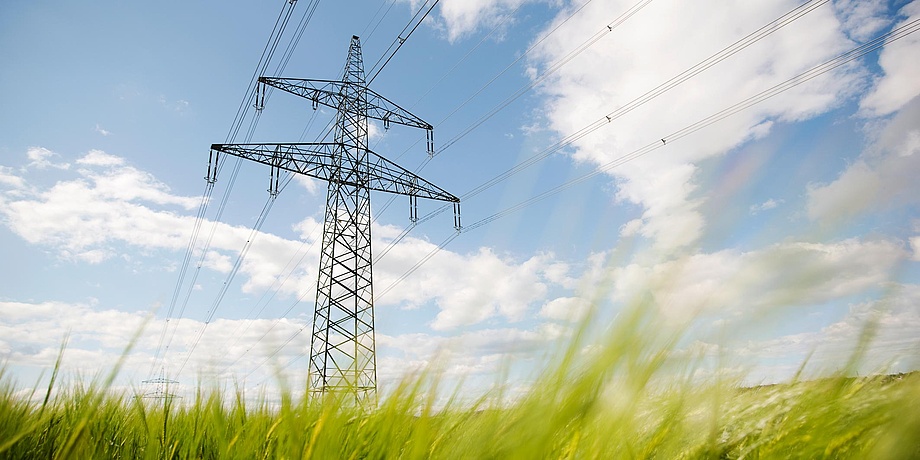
[1,305,918,459]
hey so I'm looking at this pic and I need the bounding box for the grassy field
[2,307,918,459]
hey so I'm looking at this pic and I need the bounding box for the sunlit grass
[1,301,918,459]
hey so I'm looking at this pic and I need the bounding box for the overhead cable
[366,0,441,84]
[374,16,920,306]
[154,0,315,380]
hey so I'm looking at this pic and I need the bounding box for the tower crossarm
[210,142,459,203]
[210,142,338,184]
[258,77,433,131]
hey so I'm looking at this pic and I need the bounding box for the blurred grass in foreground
[1,302,918,459]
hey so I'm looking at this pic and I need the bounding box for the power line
[369,0,653,223]
[408,0,534,109]
[361,0,399,43]
[467,16,920,226]
[224,1,299,145]
[166,0,328,377]
[188,1,329,366]
[436,0,650,153]
[151,1,299,377]
[177,196,278,377]
[366,0,440,84]
[369,16,920,312]
[226,0,835,378]
[151,0,318,381]
[224,4,917,388]
[231,0,659,381]
[366,0,606,262]
[456,0,830,202]
[214,217,322,367]
[273,0,323,76]
[212,34,460,399]
[378,0,833,240]
[147,181,214,377]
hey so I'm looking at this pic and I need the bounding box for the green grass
[2,305,918,459]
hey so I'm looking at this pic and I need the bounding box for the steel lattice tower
[209,36,460,402]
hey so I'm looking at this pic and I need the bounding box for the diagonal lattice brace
[209,142,459,203]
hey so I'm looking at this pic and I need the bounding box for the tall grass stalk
[1,301,917,458]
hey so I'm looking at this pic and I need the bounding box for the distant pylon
[139,366,180,400]
[210,36,460,403]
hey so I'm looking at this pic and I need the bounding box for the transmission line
[362,0,399,43]
[228,2,918,387]
[377,16,920,298]
[366,0,441,84]
[147,182,215,377]
[230,0,658,380]
[372,0,832,261]
[456,0,830,202]
[364,15,920,312]
[213,215,322,368]
[176,196,278,377]
[408,0,535,110]
[232,0,595,382]
[193,3,327,366]
[167,0,330,377]
[151,0,319,381]
[436,0,651,153]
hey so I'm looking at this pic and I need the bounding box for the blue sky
[1,0,919,401]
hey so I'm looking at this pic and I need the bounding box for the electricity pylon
[139,366,180,401]
[209,36,460,402]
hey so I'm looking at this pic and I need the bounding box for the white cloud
[749,198,784,215]
[0,297,568,402]
[375,243,558,330]
[378,322,567,387]
[94,124,112,136]
[859,1,920,116]
[292,174,320,195]
[808,96,920,222]
[433,0,540,42]
[727,283,920,382]
[159,96,191,113]
[203,250,234,273]
[532,0,863,252]
[611,238,907,322]
[75,248,113,264]
[383,325,563,362]
[26,146,70,170]
[0,299,311,394]
[2,149,564,330]
[539,296,591,322]
[619,218,642,237]
[3,184,192,261]
[0,300,149,366]
[833,0,891,41]
[367,120,385,142]
[1,149,221,263]
[0,165,26,188]
[77,149,124,166]
[79,168,200,209]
